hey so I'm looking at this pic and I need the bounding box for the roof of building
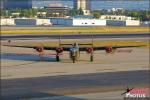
[72,15,93,19]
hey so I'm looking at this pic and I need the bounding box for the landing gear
[56,53,60,62]
[70,51,76,63]
[72,56,76,63]
[90,54,94,62]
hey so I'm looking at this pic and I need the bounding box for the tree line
[92,10,150,21]
[0,8,149,21]
[0,8,84,18]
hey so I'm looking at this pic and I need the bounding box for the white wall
[0,19,15,26]
[1,18,139,26]
[14,18,51,26]
[126,20,140,26]
[36,19,51,25]
[72,19,106,26]
[50,18,106,26]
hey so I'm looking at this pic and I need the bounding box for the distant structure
[44,4,70,17]
[74,0,91,15]
[3,0,32,9]
[0,0,4,9]
[2,0,91,13]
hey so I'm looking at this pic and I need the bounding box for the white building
[0,19,15,25]
[101,15,140,26]
[11,13,20,17]
[50,17,106,26]
[125,20,140,26]
[72,19,106,26]
[37,12,47,18]
[0,18,52,26]
[101,15,135,20]
[0,18,51,26]
[1,17,139,26]
[111,8,124,12]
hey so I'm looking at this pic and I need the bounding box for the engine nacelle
[56,47,63,53]
[86,47,93,54]
[105,46,114,53]
[35,46,44,53]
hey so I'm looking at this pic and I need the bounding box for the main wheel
[90,55,93,62]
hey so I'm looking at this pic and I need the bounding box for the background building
[44,4,70,17]
[3,0,32,9]
[100,15,135,20]
[74,0,91,15]
[74,0,90,10]
[1,0,4,9]
[50,17,106,26]
[0,17,140,26]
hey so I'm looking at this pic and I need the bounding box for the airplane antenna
[92,35,94,47]
[59,35,61,47]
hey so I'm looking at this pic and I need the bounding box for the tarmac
[1,37,149,100]
[1,33,149,40]
[1,43,149,79]
[2,70,149,100]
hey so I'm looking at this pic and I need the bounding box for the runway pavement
[1,35,149,100]
[1,33,149,40]
[1,70,149,100]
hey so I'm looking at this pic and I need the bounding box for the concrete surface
[2,70,149,100]
[1,37,149,100]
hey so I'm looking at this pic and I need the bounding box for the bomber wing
[3,45,144,51]
[3,45,70,51]
[79,45,144,51]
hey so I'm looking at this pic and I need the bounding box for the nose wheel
[72,56,76,63]
[90,55,94,62]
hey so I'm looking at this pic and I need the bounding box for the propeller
[86,47,93,54]
[35,46,44,61]
[86,47,94,62]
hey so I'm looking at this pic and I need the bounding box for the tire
[72,56,75,63]
[90,55,93,62]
